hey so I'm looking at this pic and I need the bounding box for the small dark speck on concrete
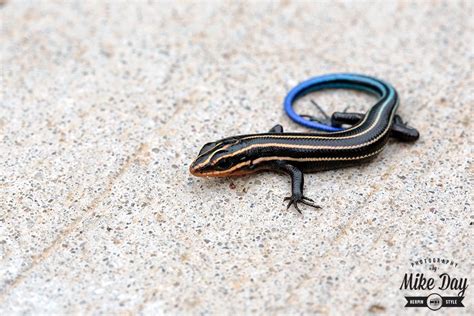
[229,182,236,189]
[368,304,386,313]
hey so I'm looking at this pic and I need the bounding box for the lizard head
[189,136,256,177]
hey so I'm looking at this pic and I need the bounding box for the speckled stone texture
[0,1,472,315]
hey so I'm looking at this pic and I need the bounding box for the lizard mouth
[189,161,204,177]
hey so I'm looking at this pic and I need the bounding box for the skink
[189,73,419,213]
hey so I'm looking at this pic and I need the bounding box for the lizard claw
[284,195,321,214]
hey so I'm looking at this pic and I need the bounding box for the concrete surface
[0,0,472,315]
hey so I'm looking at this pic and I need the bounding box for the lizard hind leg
[331,111,364,127]
[391,115,420,142]
[300,100,333,126]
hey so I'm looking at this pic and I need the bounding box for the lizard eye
[216,159,232,170]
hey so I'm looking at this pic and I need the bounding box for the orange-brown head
[189,136,258,177]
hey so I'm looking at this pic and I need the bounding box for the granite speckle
[0,1,472,315]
